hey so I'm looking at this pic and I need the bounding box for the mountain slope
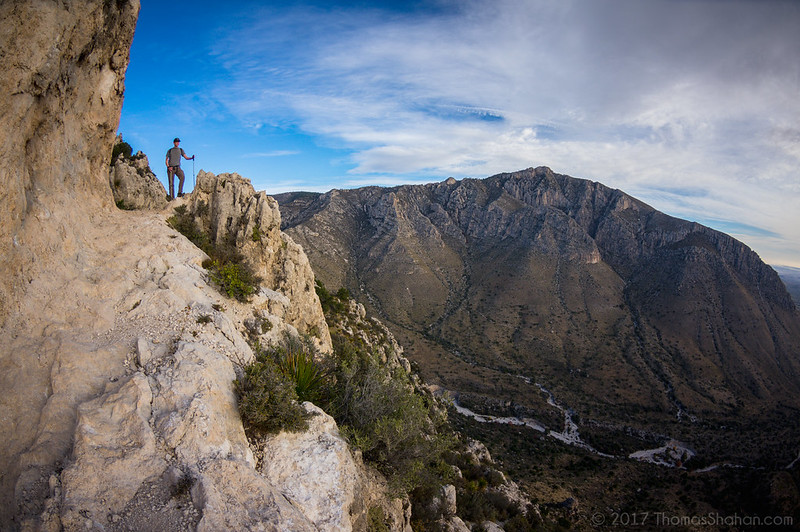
[277,167,800,460]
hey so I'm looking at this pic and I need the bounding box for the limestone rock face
[259,402,413,532]
[259,402,361,531]
[438,516,471,532]
[193,460,315,532]
[109,150,168,210]
[0,0,139,325]
[187,170,332,352]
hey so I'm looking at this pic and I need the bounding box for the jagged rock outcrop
[109,142,168,210]
[259,402,364,531]
[0,1,405,530]
[333,298,412,373]
[277,166,800,462]
[186,170,332,352]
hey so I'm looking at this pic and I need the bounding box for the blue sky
[119,0,800,267]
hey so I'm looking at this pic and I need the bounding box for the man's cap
[174,137,181,142]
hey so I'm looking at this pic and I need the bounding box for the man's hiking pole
[192,156,195,192]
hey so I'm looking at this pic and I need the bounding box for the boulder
[109,148,168,210]
[259,402,361,531]
[437,515,471,532]
[193,460,316,532]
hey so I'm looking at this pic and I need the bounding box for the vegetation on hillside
[314,282,548,530]
[167,205,260,302]
[169,196,563,528]
[235,281,548,528]
[235,343,310,435]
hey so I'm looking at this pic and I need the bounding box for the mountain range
[775,265,800,307]
[277,167,800,463]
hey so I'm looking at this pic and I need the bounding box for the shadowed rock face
[278,166,800,447]
[0,0,139,325]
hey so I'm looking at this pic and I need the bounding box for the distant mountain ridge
[277,166,800,460]
[775,265,800,308]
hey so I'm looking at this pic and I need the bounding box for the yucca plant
[254,334,327,404]
[277,349,326,403]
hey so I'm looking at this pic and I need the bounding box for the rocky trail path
[1,196,390,530]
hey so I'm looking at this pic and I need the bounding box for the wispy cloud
[205,0,800,266]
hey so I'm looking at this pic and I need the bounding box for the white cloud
[209,0,800,266]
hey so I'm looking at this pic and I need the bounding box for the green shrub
[271,335,327,403]
[167,206,261,302]
[281,352,325,403]
[209,260,259,302]
[315,280,347,317]
[111,141,133,163]
[503,512,538,532]
[336,287,351,300]
[234,357,308,436]
[367,506,390,532]
[324,332,452,495]
[252,224,262,242]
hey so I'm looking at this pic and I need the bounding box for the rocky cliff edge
[0,1,401,530]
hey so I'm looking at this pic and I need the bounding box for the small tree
[111,140,133,163]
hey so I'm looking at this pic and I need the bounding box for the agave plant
[273,338,327,403]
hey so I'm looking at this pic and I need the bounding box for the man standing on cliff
[165,137,194,200]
